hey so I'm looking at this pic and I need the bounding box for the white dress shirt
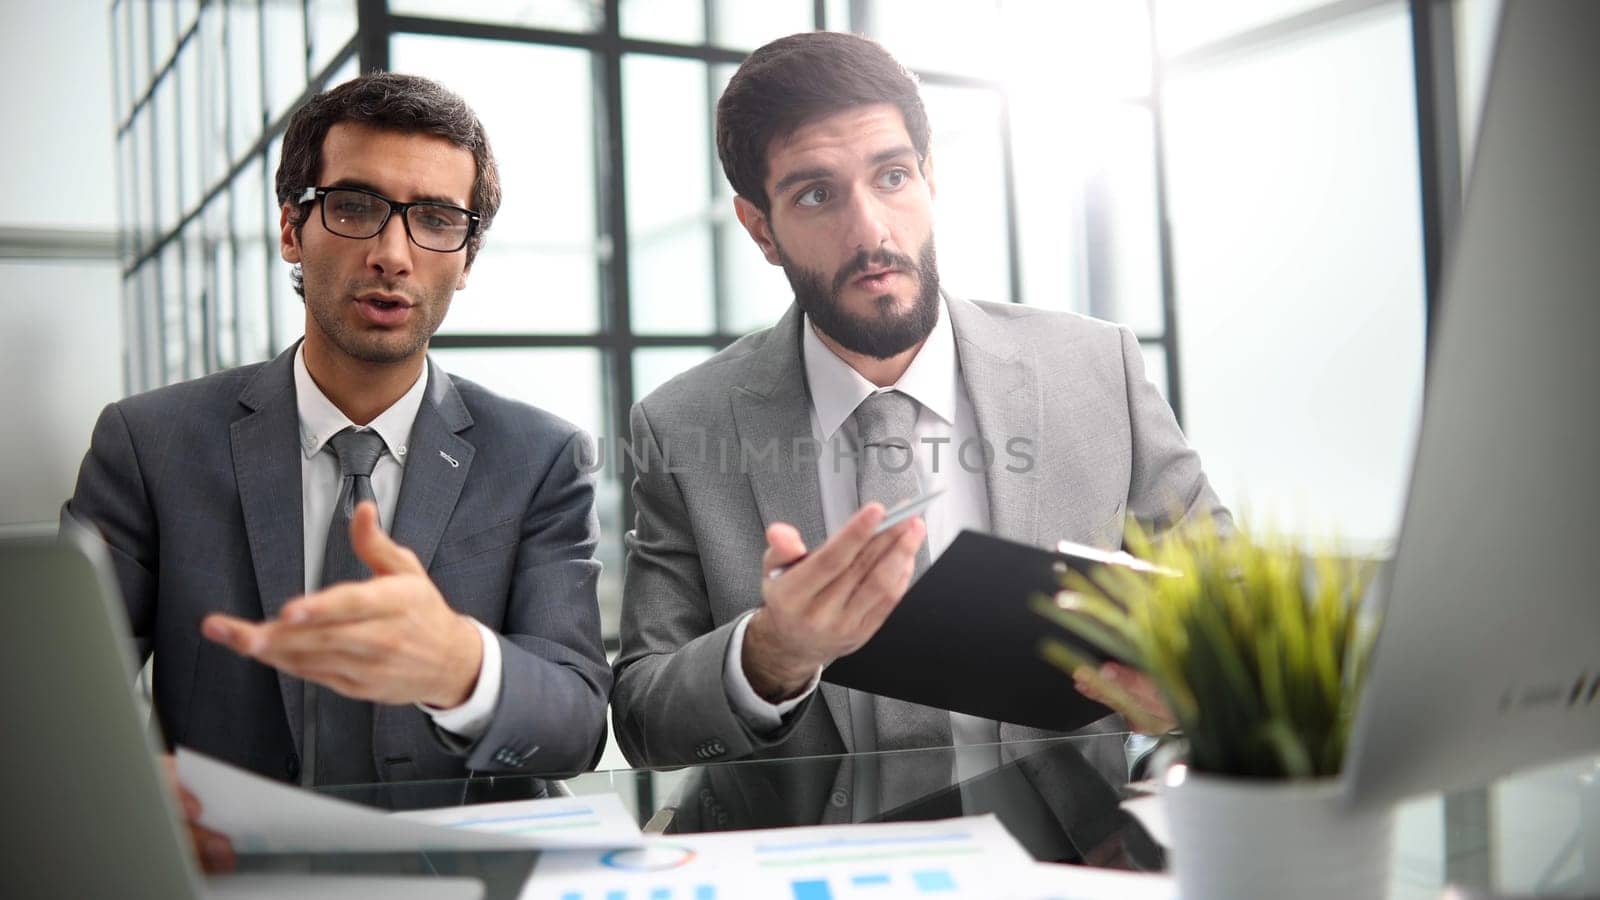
[293,345,501,739]
[722,299,1005,780]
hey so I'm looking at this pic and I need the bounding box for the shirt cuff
[419,619,501,740]
[723,610,821,732]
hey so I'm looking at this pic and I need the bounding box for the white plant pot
[1160,763,1394,900]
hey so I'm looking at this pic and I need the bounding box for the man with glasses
[64,73,609,867]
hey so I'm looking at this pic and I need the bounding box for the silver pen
[765,489,944,580]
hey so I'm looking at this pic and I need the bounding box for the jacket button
[285,753,301,780]
[830,789,849,808]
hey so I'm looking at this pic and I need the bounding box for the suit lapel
[946,294,1044,547]
[388,358,475,571]
[375,359,474,756]
[231,344,309,751]
[728,306,854,745]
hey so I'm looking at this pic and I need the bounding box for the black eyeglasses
[297,186,480,253]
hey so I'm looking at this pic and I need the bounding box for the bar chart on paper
[784,867,964,898]
[523,815,1033,899]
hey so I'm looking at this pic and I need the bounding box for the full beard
[779,239,941,360]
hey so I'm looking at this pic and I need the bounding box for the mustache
[347,279,411,299]
[831,248,919,294]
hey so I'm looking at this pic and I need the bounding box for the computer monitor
[1343,0,1600,806]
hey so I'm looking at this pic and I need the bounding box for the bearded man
[612,33,1227,791]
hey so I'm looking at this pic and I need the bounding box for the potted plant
[1033,520,1391,900]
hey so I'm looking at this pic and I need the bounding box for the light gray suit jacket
[613,295,1228,769]
[63,344,611,783]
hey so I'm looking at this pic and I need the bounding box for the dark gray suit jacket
[613,296,1228,770]
[63,344,610,783]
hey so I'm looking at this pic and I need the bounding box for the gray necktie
[850,391,952,809]
[301,427,386,786]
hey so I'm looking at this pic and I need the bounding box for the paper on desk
[176,747,642,854]
[205,873,484,900]
[1014,863,1176,900]
[521,813,1035,899]
[1120,793,1172,848]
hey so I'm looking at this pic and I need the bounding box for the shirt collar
[293,343,429,466]
[801,296,960,442]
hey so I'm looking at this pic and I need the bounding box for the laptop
[1342,0,1600,806]
[0,526,483,899]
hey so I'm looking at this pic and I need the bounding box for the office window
[262,0,309,123]
[204,194,238,370]
[624,54,716,335]
[232,155,273,366]
[227,0,263,156]
[860,0,1008,79]
[160,242,183,383]
[132,108,154,257]
[1155,0,1339,56]
[428,348,624,638]
[1140,344,1170,403]
[429,348,608,447]
[116,129,138,264]
[128,0,150,91]
[1161,2,1426,543]
[113,1,129,118]
[183,224,208,376]
[148,0,177,84]
[390,35,602,335]
[633,347,717,400]
[620,0,813,49]
[266,135,301,355]
[153,75,178,235]
[198,4,229,188]
[175,0,199,37]
[176,40,203,214]
[920,84,1011,306]
[710,63,792,335]
[1076,106,1165,336]
[309,0,359,77]
[139,263,162,389]
[388,0,602,32]
[113,0,1457,635]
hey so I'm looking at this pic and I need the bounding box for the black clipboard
[821,529,1132,732]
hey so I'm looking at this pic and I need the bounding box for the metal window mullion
[255,0,279,353]
[172,27,197,381]
[225,168,246,366]
[382,13,752,65]
[111,1,132,394]
[1146,0,1185,425]
[112,0,132,393]
[702,0,728,334]
[849,0,870,35]
[600,0,640,545]
[997,91,1023,305]
[117,14,203,139]
[300,0,313,83]
[357,0,389,72]
[120,36,355,283]
[147,21,172,388]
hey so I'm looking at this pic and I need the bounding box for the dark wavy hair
[716,32,930,215]
[275,72,501,295]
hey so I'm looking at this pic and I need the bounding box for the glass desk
[232,734,1600,899]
